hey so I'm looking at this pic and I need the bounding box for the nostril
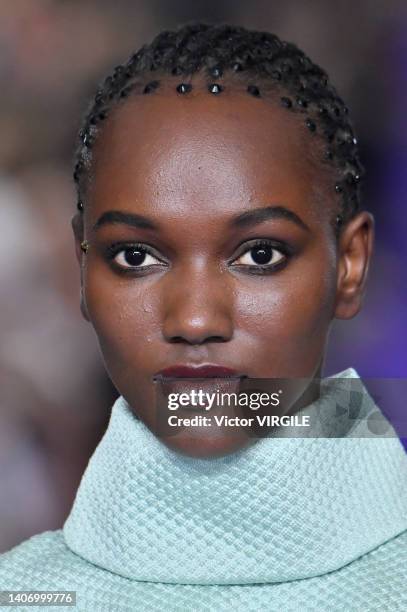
[170,336,185,344]
[169,335,227,345]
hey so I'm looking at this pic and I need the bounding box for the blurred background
[1,0,406,553]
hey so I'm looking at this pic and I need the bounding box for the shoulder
[0,530,84,590]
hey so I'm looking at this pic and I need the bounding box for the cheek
[83,266,161,375]
[234,247,337,372]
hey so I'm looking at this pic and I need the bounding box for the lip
[153,364,244,380]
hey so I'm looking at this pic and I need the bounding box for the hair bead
[280,96,292,108]
[247,85,261,97]
[305,118,316,132]
[176,83,192,94]
[120,86,133,98]
[82,133,90,147]
[143,80,160,94]
[73,161,83,182]
[346,172,361,185]
[335,183,343,193]
[210,66,223,78]
[208,83,223,94]
[80,240,89,253]
[77,200,84,212]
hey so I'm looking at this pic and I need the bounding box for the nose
[162,266,234,345]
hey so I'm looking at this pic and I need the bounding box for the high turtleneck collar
[63,368,407,585]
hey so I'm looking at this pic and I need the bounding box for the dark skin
[72,79,374,458]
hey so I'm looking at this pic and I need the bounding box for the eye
[107,243,166,270]
[230,240,288,271]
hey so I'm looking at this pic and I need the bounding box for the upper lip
[153,364,245,379]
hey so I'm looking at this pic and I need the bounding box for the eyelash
[105,239,291,275]
[106,242,166,275]
[231,239,291,275]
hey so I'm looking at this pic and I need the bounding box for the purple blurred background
[1,0,406,553]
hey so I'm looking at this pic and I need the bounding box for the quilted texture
[1,368,406,611]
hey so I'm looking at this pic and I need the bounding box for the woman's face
[73,81,373,458]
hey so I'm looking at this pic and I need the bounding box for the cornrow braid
[74,22,364,236]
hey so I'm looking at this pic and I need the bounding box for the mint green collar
[63,368,407,585]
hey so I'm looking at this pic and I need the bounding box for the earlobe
[80,288,90,322]
[334,211,374,320]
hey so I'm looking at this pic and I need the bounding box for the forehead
[87,85,334,225]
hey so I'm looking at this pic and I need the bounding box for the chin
[158,430,258,459]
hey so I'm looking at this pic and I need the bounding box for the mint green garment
[1,368,406,611]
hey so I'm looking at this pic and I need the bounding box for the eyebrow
[92,204,310,233]
[92,210,158,232]
[231,206,310,232]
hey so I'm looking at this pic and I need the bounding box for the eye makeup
[102,236,295,277]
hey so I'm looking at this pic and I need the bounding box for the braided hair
[73,22,364,236]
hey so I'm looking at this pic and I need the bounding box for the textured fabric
[1,368,406,611]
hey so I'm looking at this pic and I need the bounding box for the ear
[71,213,90,322]
[334,211,374,319]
